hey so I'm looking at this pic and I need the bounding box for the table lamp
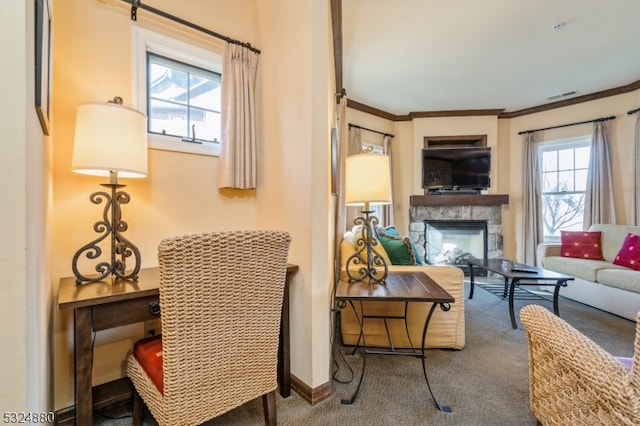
[71,96,148,284]
[344,153,392,283]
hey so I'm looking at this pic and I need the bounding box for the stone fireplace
[409,194,509,275]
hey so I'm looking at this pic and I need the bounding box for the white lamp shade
[72,102,148,178]
[345,153,392,206]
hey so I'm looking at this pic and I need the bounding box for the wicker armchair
[127,230,291,426]
[520,305,640,426]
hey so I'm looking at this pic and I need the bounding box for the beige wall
[0,0,29,412]
[392,121,415,234]
[254,0,333,387]
[0,0,52,414]
[51,0,334,409]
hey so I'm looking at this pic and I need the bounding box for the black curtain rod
[124,0,261,54]
[628,107,640,115]
[348,123,394,138]
[518,115,616,135]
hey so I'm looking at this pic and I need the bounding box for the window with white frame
[134,27,223,156]
[538,136,591,241]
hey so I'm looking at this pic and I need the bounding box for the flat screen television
[422,147,491,190]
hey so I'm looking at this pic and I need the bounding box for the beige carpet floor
[94,278,636,425]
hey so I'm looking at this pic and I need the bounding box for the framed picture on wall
[35,0,51,136]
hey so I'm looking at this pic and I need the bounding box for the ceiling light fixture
[552,22,566,31]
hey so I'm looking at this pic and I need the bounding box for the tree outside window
[539,137,591,241]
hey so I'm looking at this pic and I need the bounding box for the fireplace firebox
[423,220,488,275]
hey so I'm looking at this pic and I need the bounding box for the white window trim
[538,135,591,152]
[133,26,223,157]
[538,134,592,242]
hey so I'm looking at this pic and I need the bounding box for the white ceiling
[342,0,640,115]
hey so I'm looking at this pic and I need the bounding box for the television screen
[422,147,491,190]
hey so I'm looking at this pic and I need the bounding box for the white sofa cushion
[597,268,640,293]
[542,256,615,282]
[589,224,640,262]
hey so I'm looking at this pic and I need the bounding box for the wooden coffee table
[466,258,574,329]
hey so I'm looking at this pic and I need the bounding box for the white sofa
[340,231,465,349]
[537,224,640,321]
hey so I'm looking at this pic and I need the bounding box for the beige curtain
[634,114,640,225]
[382,134,395,226]
[522,132,542,265]
[584,120,617,228]
[218,43,259,189]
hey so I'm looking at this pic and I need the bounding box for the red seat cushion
[560,231,604,260]
[133,335,164,394]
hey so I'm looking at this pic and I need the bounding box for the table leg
[74,307,93,425]
[552,280,567,316]
[508,279,519,329]
[278,270,294,398]
[420,302,452,412]
[502,276,509,298]
[402,302,414,351]
[468,263,476,299]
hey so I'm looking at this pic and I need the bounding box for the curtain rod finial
[130,0,140,21]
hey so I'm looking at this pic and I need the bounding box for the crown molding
[346,99,403,121]
[498,79,640,118]
[346,79,640,121]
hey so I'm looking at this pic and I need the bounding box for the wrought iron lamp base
[345,210,388,284]
[72,181,141,285]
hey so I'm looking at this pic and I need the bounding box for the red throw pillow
[613,233,640,271]
[133,335,164,394]
[560,231,604,260]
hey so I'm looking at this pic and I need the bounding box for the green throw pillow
[376,226,423,265]
[378,234,417,265]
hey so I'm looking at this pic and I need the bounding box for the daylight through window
[538,136,591,241]
[147,53,221,144]
[134,27,223,156]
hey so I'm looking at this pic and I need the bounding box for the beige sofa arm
[536,242,561,268]
[520,305,640,425]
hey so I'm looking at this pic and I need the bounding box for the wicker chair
[520,305,640,426]
[127,230,291,426]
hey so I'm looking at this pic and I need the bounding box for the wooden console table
[58,264,298,425]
